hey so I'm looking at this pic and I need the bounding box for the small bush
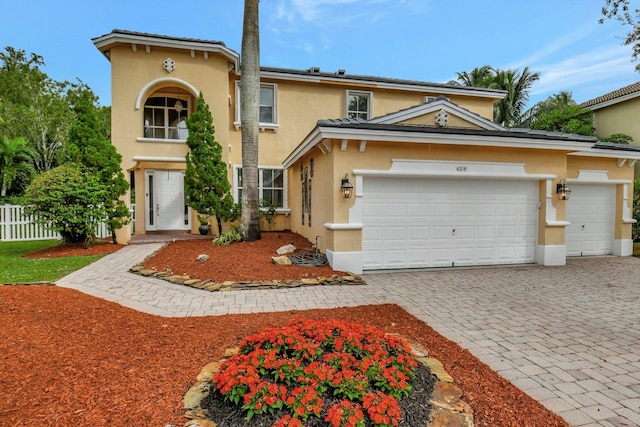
[213,227,243,246]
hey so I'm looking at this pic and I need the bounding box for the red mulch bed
[0,233,571,427]
[23,240,123,259]
[142,231,345,281]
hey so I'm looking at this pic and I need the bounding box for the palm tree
[492,67,540,127]
[451,65,496,88]
[240,0,261,241]
[0,136,35,197]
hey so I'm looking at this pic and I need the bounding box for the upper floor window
[144,95,190,140]
[346,90,372,120]
[234,83,278,130]
[235,167,285,209]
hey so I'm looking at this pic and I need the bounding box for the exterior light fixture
[174,99,184,113]
[341,174,353,199]
[556,179,571,201]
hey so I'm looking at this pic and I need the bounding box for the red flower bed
[208,318,431,427]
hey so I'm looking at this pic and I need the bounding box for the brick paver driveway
[58,246,640,427]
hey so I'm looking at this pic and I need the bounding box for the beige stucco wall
[289,139,633,256]
[592,98,640,178]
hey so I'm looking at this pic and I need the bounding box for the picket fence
[0,204,135,242]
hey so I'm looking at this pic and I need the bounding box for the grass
[0,240,107,284]
[635,242,640,257]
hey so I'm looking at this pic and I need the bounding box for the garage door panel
[362,177,537,270]
[566,185,614,257]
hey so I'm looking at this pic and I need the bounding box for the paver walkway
[56,243,640,427]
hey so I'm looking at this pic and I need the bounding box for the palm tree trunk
[240,0,261,242]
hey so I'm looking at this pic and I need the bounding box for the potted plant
[197,215,210,235]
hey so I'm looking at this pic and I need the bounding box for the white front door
[145,170,190,231]
[566,184,615,256]
[361,177,538,270]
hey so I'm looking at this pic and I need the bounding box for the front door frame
[144,169,190,232]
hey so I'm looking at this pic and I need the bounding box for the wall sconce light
[556,179,571,201]
[341,174,353,199]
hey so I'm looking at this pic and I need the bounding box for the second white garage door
[361,177,538,270]
[566,184,615,256]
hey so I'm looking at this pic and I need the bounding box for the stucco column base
[326,250,363,275]
[535,245,566,266]
[612,239,633,256]
[115,227,132,245]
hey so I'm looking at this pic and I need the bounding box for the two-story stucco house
[581,81,640,178]
[92,29,640,274]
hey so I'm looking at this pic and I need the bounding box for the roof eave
[92,31,240,67]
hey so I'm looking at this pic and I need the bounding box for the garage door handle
[452,228,456,236]
[581,224,585,230]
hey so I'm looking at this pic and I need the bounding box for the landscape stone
[420,357,454,383]
[276,244,296,255]
[184,419,217,427]
[271,255,292,265]
[430,382,463,409]
[428,408,473,427]
[196,254,209,262]
[183,382,210,410]
[196,361,222,382]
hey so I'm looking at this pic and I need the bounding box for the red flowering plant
[211,318,419,426]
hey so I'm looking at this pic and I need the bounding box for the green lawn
[0,240,107,284]
[635,242,640,257]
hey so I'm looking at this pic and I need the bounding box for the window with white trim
[346,90,372,120]
[234,83,278,129]
[143,95,190,140]
[235,167,285,208]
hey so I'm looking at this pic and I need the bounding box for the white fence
[0,204,114,242]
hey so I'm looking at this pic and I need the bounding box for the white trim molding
[535,245,567,266]
[326,249,363,274]
[135,77,199,110]
[612,239,634,256]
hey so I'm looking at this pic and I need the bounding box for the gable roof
[282,98,640,168]
[368,96,504,130]
[580,81,640,110]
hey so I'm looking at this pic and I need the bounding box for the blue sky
[2,0,638,109]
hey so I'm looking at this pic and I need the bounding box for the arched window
[143,94,190,140]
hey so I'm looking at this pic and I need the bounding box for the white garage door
[361,177,538,270]
[566,184,615,256]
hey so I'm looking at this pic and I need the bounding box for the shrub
[22,163,107,244]
[213,227,243,246]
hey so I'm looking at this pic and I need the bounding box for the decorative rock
[301,278,319,285]
[428,408,473,427]
[419,357,454,383]
[184,279,201,286]
[430,382,463,410]
[276,244,296,255]
[196,254,209,262]
[224,347,239,357]
[196,361,222,382]
[272,255,292,265]
[183,382,210,410]
[184,419,217,427]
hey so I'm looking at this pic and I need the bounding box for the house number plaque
[456,166,467,172]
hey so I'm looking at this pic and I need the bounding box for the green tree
[600,133,634,144]
[492,67,541,127]
[240,0,262,242]
[0,47,72,173]
[185,92,234,235]
[65,87,129,244]
[453,65,540,127]
[530,105,596,135]
[23,163,107,245]
[0,136,35,198]
[518,91,577,128]
[451,65,496,87]
[601,0,640,71]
